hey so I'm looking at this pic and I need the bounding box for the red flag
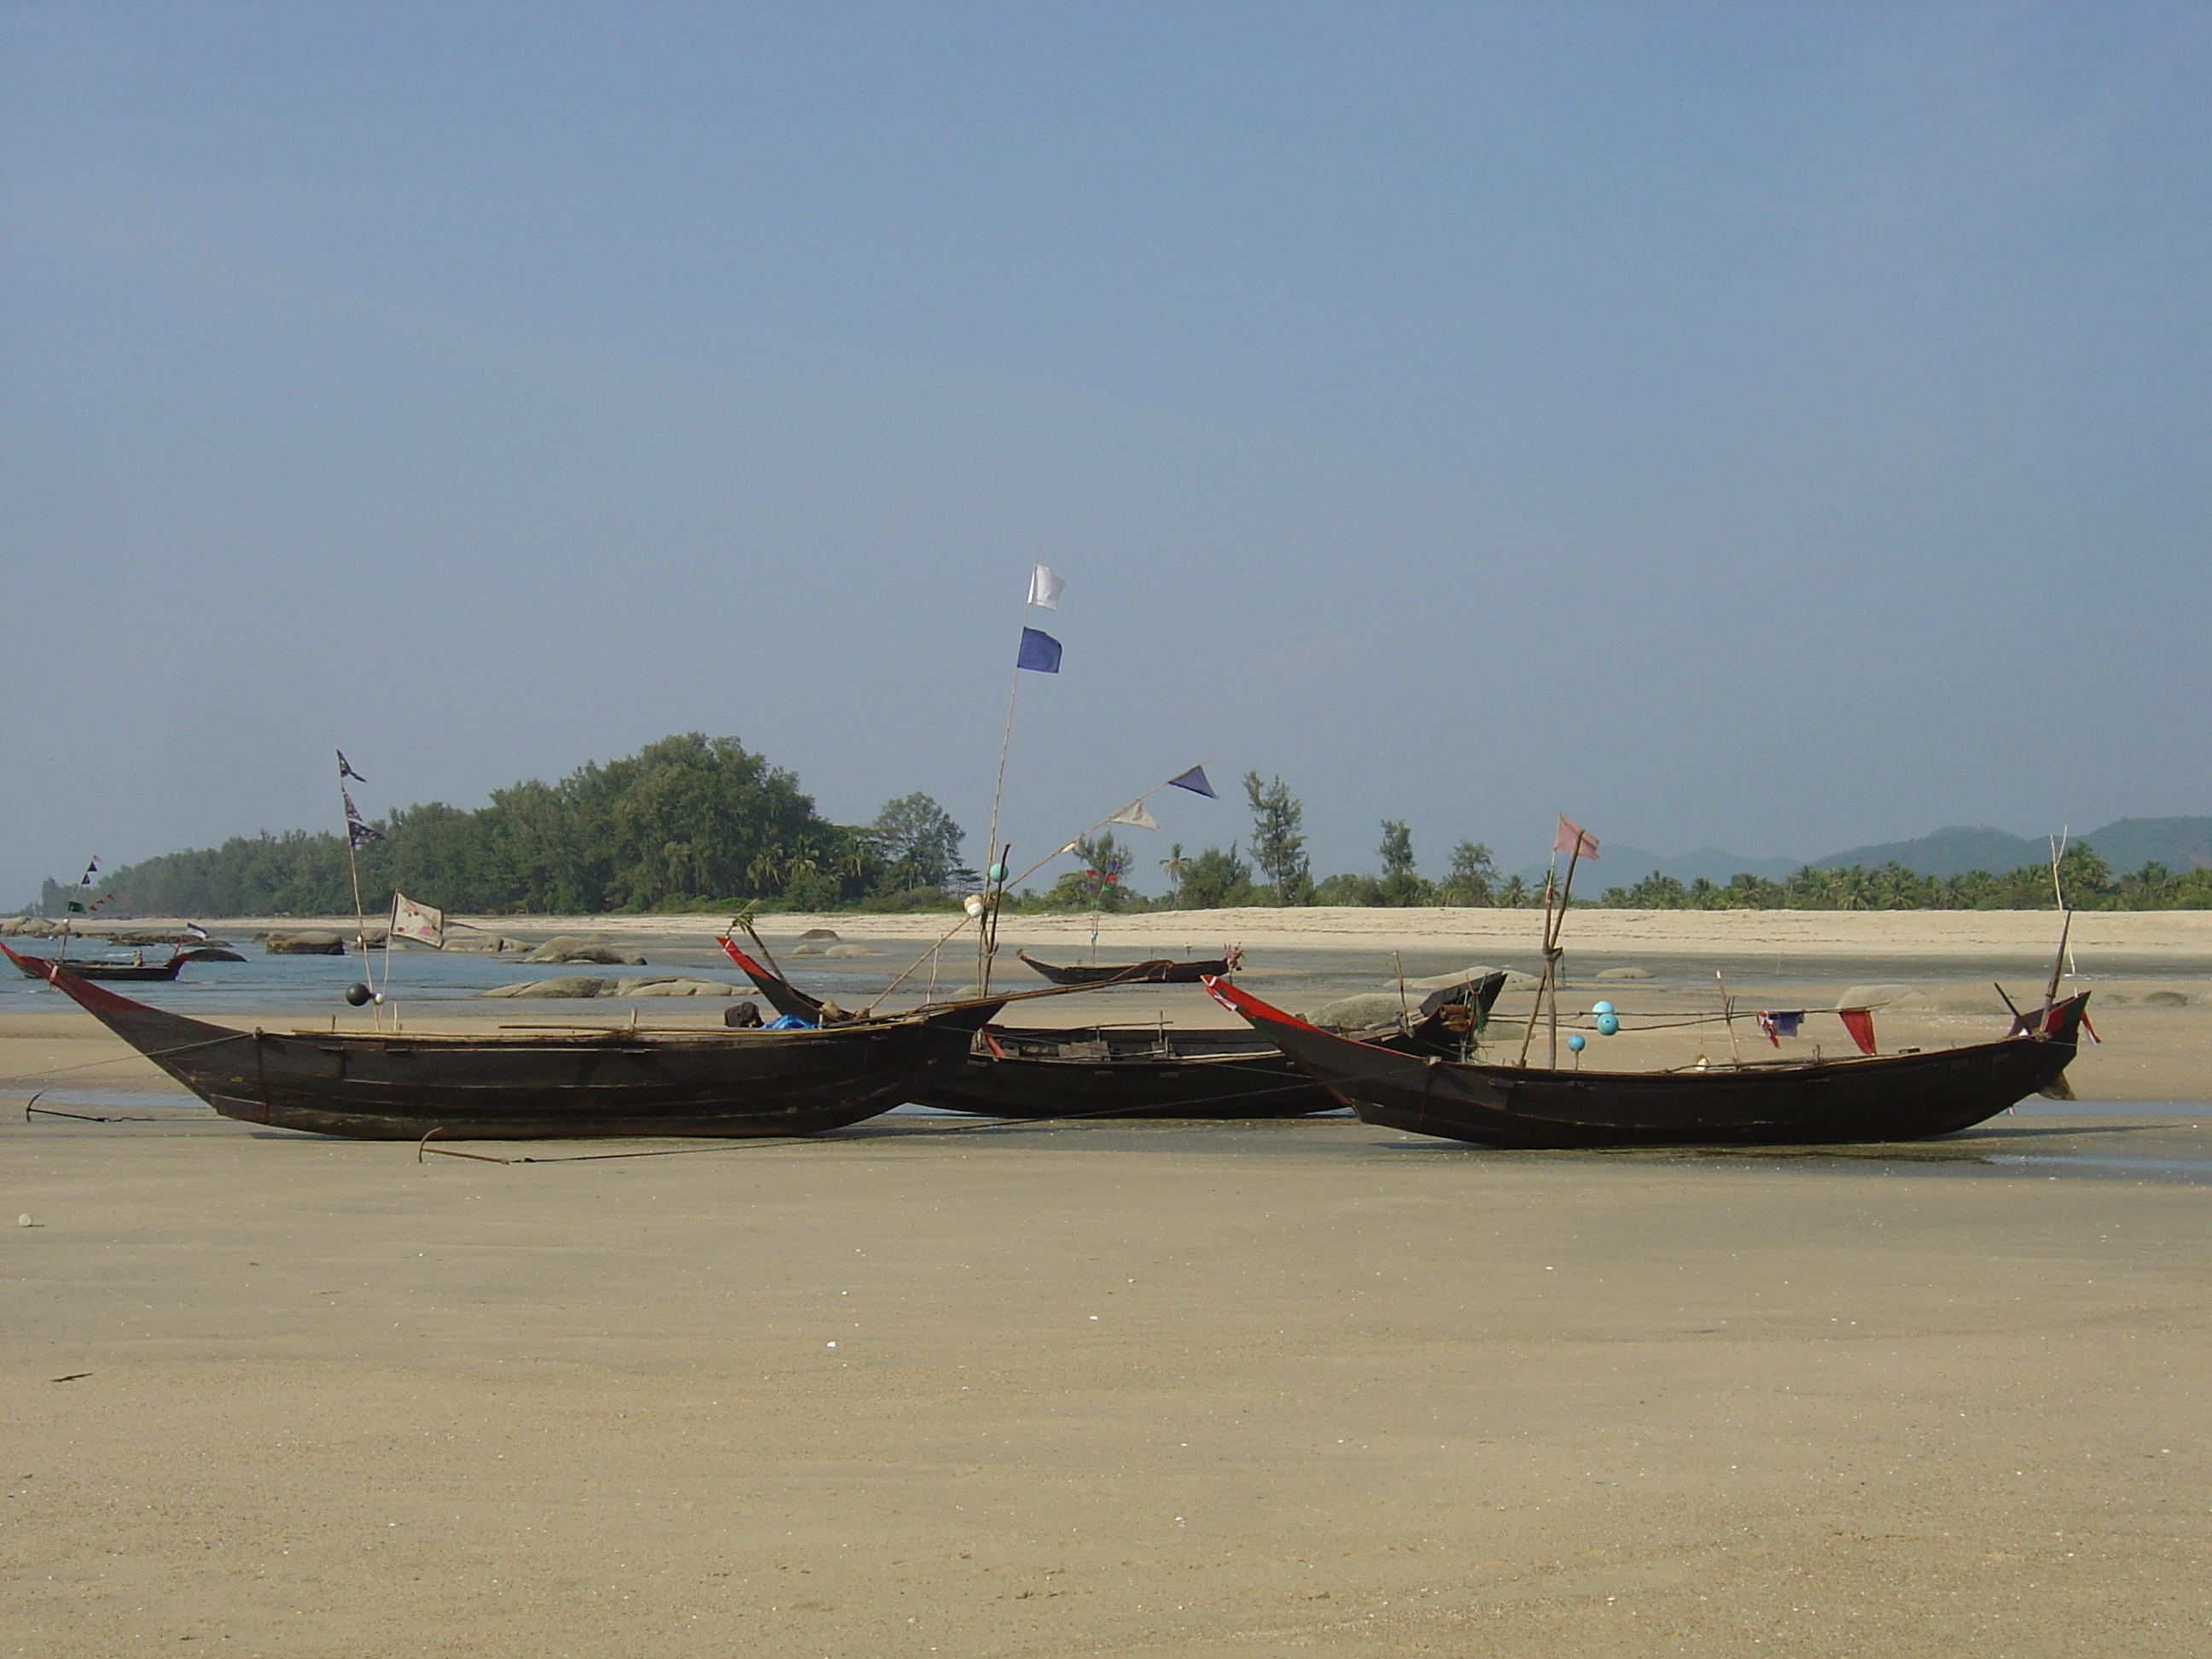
[1554,816,1599,859]
[1837,1008,1877,1056]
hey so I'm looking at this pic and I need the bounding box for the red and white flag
[1553,816,1599,860]
[389,892,445,949]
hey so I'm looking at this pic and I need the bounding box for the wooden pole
[1518,859,1560,1069]
[1546,845,1583,1068]
[2043,831,2074,1010]
[336,759,378,1027]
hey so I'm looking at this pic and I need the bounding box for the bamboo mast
[336,753,378,1028]
[2043,830,2074,1011]
[977,567,1043,996]
[1516,832,1586,1069]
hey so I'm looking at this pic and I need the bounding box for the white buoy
[16,1214,31,1227]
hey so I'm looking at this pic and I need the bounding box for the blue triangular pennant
[1167,765,1215,799]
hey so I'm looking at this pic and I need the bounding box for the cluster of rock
[1399,964,1544,993]
[783,928,873,960]
[520,935,649,965]
[257,931,346,954]
[480,976,738,999]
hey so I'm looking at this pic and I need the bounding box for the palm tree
[1161,842,1187,905]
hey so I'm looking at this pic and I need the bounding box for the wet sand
[7,1106,2210,1657]
[4,908,2209,1655]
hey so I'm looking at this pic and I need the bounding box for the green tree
[1439,840,1497,906]
[1160,842,1188,905]
[870,793,965,888]
[1042,831,1135,911]
[1176,843,1251,909]
[1376,819,1431,906]
[1243,771,1310,905]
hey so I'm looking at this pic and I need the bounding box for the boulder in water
[614,977,740,998]
[480,976,613,998]
[265,932,346,956]
[1593,966,1654,981]
[799,928,840,941]
[525,935,646,965]
[823,943,874,958]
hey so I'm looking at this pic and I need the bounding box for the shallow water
[9,934,2198,1023]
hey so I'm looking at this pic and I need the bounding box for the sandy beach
[5,909,2209,1656]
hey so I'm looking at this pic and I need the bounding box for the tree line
[1595,845,2212,912]
[34,739,2210,917]
[42,734,971,919]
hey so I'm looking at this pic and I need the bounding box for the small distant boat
[4,939,1003,1141]
[719,938,1505,1120]
[9,946,245,983]
[1204,975,2091,1149]
[1016,946,1242,987]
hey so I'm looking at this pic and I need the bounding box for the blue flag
[1016,627,1062,674]
[1167,765,1215,799]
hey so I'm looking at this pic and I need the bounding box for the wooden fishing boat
[3,939,1002,1141]
[1016,947,1241,987]
[9,946,245,982]
[1203,976,2091,1149]
[718,938,1505,1120]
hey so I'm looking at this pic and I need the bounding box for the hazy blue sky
[4,2,2206,902]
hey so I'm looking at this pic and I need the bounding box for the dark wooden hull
[1207,977,2089,1149]
[13,952,183,981]
[5,940,998,1141]
[715,941,1491,1121]
[915,1027,1339,1119]
[1016,950,1231,987]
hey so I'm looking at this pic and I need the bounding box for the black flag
[343,789,383,848]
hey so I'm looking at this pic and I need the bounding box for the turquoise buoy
[987,862,1006,882]
[1595,1012,1621,1037]
[1592,1000,1615,1016]
[1566,1033,1586,1053]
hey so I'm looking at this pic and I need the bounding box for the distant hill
[1809,825,2046,879]
[1511,815,2212,889]
[2071,817,2212,873]
[1516,843,1801,886]
[1812,818,2212,878]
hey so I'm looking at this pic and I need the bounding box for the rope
[0,1028,256,1089]
[21,1094,194,1125]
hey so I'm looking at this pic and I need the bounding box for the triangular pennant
[1108,800,1159,831]
[1167,765,1215,799]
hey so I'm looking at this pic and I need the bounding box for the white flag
[1027,562,1065,610]
[389,891,445,949]
[1108,799,1158,831]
